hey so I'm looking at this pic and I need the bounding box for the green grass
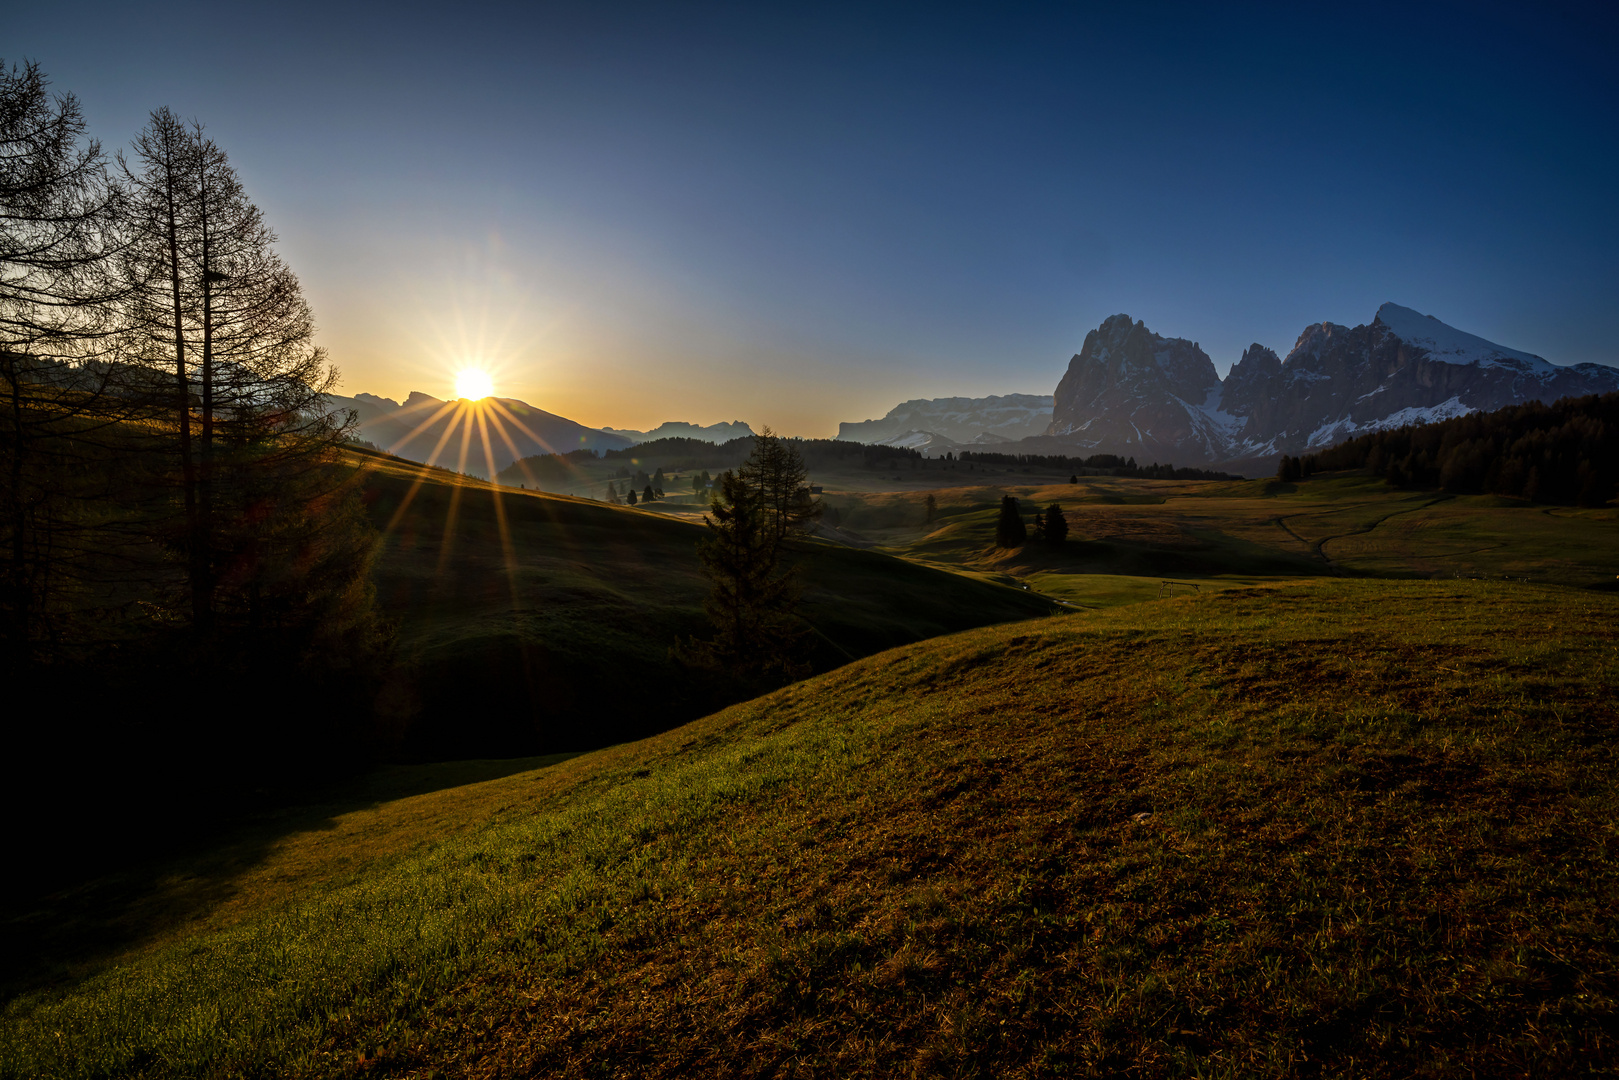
[827,471,1618,606]
[352,451,1052,754]
[5,578,1617,1077]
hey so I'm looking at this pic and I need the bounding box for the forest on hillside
[1277,393,1618,506]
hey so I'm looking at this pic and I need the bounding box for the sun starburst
[455,369,494,400]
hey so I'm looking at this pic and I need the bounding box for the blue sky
[13,1,1617,435]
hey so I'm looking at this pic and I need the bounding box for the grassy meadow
[6,453,1616,1077]
[352,450,1052,755]
[3,578,1616,1077]
[824,471,1618,603]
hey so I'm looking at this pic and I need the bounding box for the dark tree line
[1279,393,1618,506]
[959,449,1238,480]
[2,61,381,869]
[996,497,1070,549]
[519,437,1242,484]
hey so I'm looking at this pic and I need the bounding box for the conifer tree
[121,109,347,636]
[675,466,806,686]
[1,59,131,668]
[994,495,1026,547]
[924,492,937,524]
[1044,503,1069,545]
[737,426,820,544]
[119,110,372,655]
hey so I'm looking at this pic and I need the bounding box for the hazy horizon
[13,1,1617,438]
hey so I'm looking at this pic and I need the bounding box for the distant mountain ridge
[601,420,754,444]
[1040,303,1619,470]
[836,394,1053,446]
[325,391,632,476]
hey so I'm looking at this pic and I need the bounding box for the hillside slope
[356,450,1052,755]
[5,579,1615,1077]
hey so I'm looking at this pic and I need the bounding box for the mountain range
[336,304,1615,477]
[325,394,760,476]
[841,304,1618,472]
[325,392,635,476]
[1039,303,1619,469]
[836,394,1054,449]
[600,420,755,444]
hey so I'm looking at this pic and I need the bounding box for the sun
[455,368,495,400]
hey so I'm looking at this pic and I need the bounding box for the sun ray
[435,402,478,578]
[384,399,460,459]
[484,408,545,491]
[475,404,524,606]
[452,400,477,477]
[487,398,566,458]
[381,401,475,539]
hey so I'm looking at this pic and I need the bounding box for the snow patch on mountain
[838,394,1054,445]
[1306,396,1475,448]
[1373,303,1554,373]
[879,430,942,451]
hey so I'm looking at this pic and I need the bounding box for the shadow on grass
[0,754,578,1006]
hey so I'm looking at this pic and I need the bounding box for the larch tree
[675,465,806,686]
[0,59,133,671]
[119,110,374,665]
[737,426,820,545]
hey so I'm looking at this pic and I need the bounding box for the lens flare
[455,369,494,400]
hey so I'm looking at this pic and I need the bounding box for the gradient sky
[13,1,1618,436]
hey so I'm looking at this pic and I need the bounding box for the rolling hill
[3,577,1615,1076]
[352,448,1052,757]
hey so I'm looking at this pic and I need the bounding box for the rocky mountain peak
[1038,304,1618,472]
[1235,343,1281,373]
[1045,314,1223,458]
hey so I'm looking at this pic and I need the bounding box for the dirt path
[1272,495,1451,571]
